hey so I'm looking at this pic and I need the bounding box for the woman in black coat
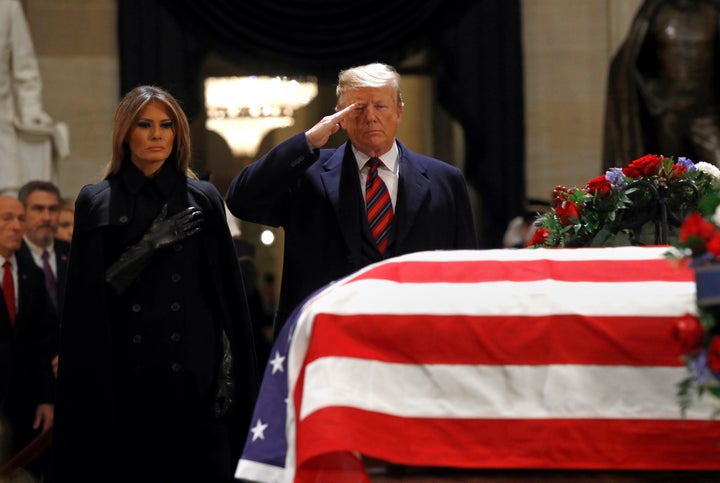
[50,86,259,483]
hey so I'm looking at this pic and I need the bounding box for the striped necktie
[365,157,394,253]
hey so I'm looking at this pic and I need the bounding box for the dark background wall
[117,0,526,249]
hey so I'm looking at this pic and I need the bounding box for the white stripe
[300,357,718,422]
[235,458,287,483]
[306,279,696,317]
[366,246,675,264]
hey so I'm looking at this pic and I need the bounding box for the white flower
[712,205,720,227]
[695,161,720,180]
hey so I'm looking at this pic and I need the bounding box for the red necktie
[365,158,394,253]
[3,260,16,326]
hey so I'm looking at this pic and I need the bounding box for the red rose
[680,212,717,244]
[585,175,611,197]
[526,227,550,247]
[672,315,705,354]
[670,164,687,180]
[556,201,581,225]
[707,233,720,257]
[622,154,661,178]
[707,337,720,373]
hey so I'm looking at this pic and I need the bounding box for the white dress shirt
[23,236,57,278]
[353,141,400,209]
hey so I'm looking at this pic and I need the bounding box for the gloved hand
[214,331,235,419]
[105,204,203,294]
[143,204,204,249]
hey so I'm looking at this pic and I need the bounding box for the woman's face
[128,100,175,176]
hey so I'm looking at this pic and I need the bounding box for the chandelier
[205,76,318,158]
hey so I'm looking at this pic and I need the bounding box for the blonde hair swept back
[336,63,404,111]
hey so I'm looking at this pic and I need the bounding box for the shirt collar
[353,141,399,173]
[0,253,17,270]
[23,237,51,257]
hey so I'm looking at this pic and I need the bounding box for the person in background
[226,62,478,336]
[50,85,258,483]
[501,199,550,249]
[55,198,74,243]
[0,196,55,483]
[16,180,70,383]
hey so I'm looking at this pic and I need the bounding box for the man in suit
[226,63,478,335]
[0,195,56,478]
[16,180,69,379]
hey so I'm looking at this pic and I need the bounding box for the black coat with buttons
[50,162,259,482]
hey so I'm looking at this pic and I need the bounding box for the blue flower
[689,351,713,385]
[677,157,696,171]
[605,168,627,190]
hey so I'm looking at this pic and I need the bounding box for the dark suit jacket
[0,253,56,450]
[50,174,259,482]
[226,133,478,332]
[52,239,70,316]
[16,238,70,319]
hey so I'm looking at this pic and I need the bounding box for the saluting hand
[305,103,357,149]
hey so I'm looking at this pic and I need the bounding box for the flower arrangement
[527,155,718,248]
[524,154,720,414]
[670,166,720,415]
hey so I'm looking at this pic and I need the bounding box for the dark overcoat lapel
[320,143,366,263]
[394,142,431,249]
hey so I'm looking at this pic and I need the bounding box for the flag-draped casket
[236,247,720,483]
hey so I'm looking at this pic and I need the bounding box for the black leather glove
[214,330,235,419]
[105,204,203,294]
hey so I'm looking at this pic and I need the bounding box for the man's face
[339,85,402,158]
[0,196,25,258]
[24,190,60,247]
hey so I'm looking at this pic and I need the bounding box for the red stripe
[377,237,388,253]
[366,191,391,220]
[370,211,393,237]
[366,180,384,201]
[343,258,694,284]
[296,407,720,470]
[305,314,687,366]
[366,182,380,199]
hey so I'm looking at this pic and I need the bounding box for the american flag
[236,247,720,483]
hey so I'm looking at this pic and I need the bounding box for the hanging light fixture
[204,75,318,158]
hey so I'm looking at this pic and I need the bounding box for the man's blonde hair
[336,63,404,110]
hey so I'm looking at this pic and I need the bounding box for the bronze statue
[603,0,720,171]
